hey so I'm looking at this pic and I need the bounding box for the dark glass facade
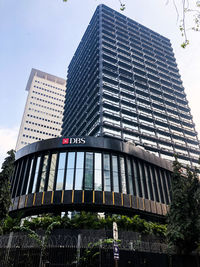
[10,137,172,218]
[62,4,200,168]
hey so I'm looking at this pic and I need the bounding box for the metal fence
[0,230,199,267]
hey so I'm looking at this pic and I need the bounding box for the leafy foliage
[78,238,119,267]
[0,149,15,223]
[1,212,166,238]
[167,157,200,254]
[178,0,200,48]
[14,220,61,265]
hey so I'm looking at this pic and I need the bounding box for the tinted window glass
[94,153,102,191]
[56,153,66,190]
[103,154,111,191]
[65,152,75,190]
[75,152,84,190]
[85,152,93,190]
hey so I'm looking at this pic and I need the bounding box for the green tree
[0,149,15,223]
[167,157,200,254]
[14,221,61,267]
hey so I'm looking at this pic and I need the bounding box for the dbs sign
[62,138,86,145]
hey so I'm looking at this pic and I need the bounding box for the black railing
[0,230,199,267]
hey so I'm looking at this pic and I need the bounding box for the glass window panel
[85,152,93,190]
[161,170,169,204]
[145,164,154,200]
[39,155,49,192]
[26,158,34,194]
[65,152,75,190]
[95,153,102,191]
[32,156,41,193]
[120,157,127,194]
[166,171,172,201]
[17,160,28,196]
[75,152,84,190]
[56,153,66,190]
[47,153,57,191]
[15,160,25,197]
[67,152,75,169]
[143,163,151,200]
[103,154,111,191]
[127,158,133,195]
[11,162,19,194]
[56,170,65,190]
[156,169,165,203]
[148,165,156,201]
[76,152,84,168]
[112,156,119,193]
[138,161,148,198]
[58,152,66,170]
[151,166,160,202]
[132,159,142,197]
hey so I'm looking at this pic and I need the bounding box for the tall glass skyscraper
[62,4,200,168]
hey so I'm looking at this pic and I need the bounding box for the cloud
[0,126,19,170]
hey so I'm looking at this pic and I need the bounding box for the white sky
[0,0,200,168]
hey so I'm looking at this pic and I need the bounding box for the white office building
[16,68,66,151]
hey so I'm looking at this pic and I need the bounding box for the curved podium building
[10,136,172,220]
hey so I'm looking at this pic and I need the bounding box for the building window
[32,156,41,193]
[56,152,66,190]
[26,158,34,194]
[94,153,102,191]
[112,155,119,192]
[120,157,127,194]
[132,159,142,197]
[65,152,75,190]
[75,152,84,190]
[103,154,111,191]
[47,153,57,191]
[138,161,148,199]
[39,155,49,192]
[127,158,133,195]
[85,152,93,190]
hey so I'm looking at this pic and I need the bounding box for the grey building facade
[62,4,200,168]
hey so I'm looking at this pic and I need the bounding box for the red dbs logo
[62,138,86,144]
[62,138,69,144]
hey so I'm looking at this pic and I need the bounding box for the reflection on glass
[163,171,170,204]
[39,155,49,192]
[104,154,111,191]
[112,156,119,193]
[32,156,41,193]
[16,161,25,196]
[85,152,93,190]
[144,163,153,200]
[161,170,169,204]
[94,153,102,191]
[150,166,159,202]
[26,159,34,194]
[138,161,146,198]
[156,168,164,203]
[20,159,29,195]
[75,152,84,190]
[56,152,66,190]
[127,158,133,195]
[132,159,142,197]
[120,157,127,194]
[65,152,75,190]
[47,154,57,191]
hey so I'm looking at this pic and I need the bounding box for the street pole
[113,222,119,266]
